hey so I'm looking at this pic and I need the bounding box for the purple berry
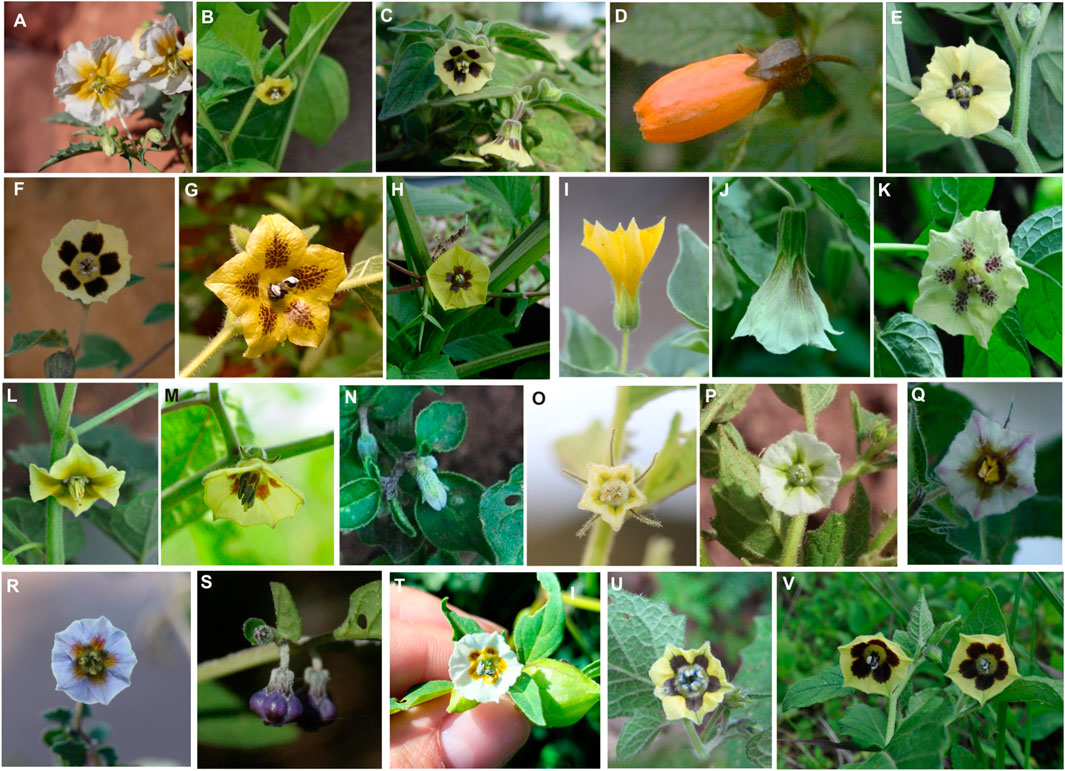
[314,696,337,724]
[284,694,303,723]
[263,692,289,726]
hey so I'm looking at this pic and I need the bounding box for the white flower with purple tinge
[937,411,1037,520]
[51,617,136,705]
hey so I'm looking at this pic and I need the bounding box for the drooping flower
[733,206,841,354]
[254,76,295,106]
[936,411,1036,520]
[133,14,193,94]
[947,633,1020,704]
[912,210,1028,349]
[204,213,346,358]
[53,36,145,125]
[42,219,132,304]
[29,443,125,517]
[408,455,448,511]
[425,245,489,311]
[838,635,911,696]
[52,617,136,705]
[581,217,665,330]
[250,687,304,726]
[202,458,305,528]
[759,431,842,516]
[434,40,495,95]
[477,119,535,168]
[649,642,732,723]
[448,631,522,703]
[912,38,1012,138]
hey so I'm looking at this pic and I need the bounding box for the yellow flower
[838,635,912,697]
[434,40,495,96]
[478,119,535,169]
[649,642,732,723]
[581,217,665,329]
[29,443,125,517]
[912,38,1012,138]
[425,245,489,311]
[946,633,1020,705]
[42,219,132,304]
[254,76,295,105]
[204,213,346,358]
[577,462,648,531]
[202,458,304,528]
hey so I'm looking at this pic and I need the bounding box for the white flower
[936,411,1036,520]
[54,36,145,125]
[134,15,193,95]
[759,431,843,516]
[912,38,1012,139]
[447,631,522,703]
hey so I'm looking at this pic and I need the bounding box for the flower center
[442,46,484,84]
[78,648,107,676]
[977,453,1004,485]
[445,267,474,293]
[90,73,111,95]
[76,255,100,280]
[468,647,506,685]
[269,87,284,100]
[946,71,984,110]
[976,654,996,674]
[786,464,812,487]
[598,480,628,507]
[865,651,882,670]
[674,663,709,697]
[64,475,90,503]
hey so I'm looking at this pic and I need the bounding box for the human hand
[390,585,531,768]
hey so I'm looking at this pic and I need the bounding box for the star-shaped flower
[581,217,665,330]
[204,213,346,358]
[838,635,912,697]
[255,76,295,106]
[912,38,1012,138]
[29,443,125,517]
[52,617,137,705]
[53,35,145,125]
[946,633,1020,704]
[42,219,132,304]
[649,642,732,723]
[203,458,305,528]
[425,244,489,311]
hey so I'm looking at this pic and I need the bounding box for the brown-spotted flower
[649,642,732,723]
[478,119,535,168]
[434,40,495,95]
[838,635,912,696]
[29,443,126,517]
[42,219,132,304]
[204,213,345,358]
[946,633,1020,704]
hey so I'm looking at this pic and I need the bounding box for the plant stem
[874,242,928,252]
[198,632,377,682]
[452,341,549,377]
[39,382,59,427]
[979,517,990,563]
[209,383,241,459]
[72,385,157,437]
[560,594,601,612]
[197,102,229,162]
[885,74,919,96]
[266,8,289,34]
[763,176,797,207]
[619,330,630,373]
[781,514,808,566]
[223,94,259,159]
[580,519,615,566]
[161,396,210,414]
[684,719,710,761]
[978,127,1041,172]
[72,303,90,358]
[180,317,239,377]
[45,383,77,565]
[125,338,175,378]
[171,126,191,170]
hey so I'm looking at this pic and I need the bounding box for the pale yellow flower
[29,443,125,517]
[912,38,1012,138]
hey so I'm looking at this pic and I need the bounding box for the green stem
[561,594,601,612]
[161,396,211,414]
[875,242,928,252]
[864,514,898,557]
[38,383,59,428]
[45,383,77,565]
[197,102,230,163]
[72,303,90,359]
[780,514,808,567]
[72,385,157,437]
[763,177,796,207]
[266,8,289,34]
[209,383,241,459]
[579,520,615,566]
[197,632,377,682]
[6,541,45,560]
[180,317,239,377]
[452,341,549,378]
[959,138,990,172]
[884,649,922,744]
[977,127,1041,173]
[683,719,710,761]
[996,572,1026,768]
[979,517,990,563]
[619,329,630,373]
[1016,258,1063,288]
[223,93,259,158]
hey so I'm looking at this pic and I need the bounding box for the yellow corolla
[581,217,665,329]
[912,38,1012,138]
[204,213,345,358]
[42,219,132,304]
[838,635,912,697]
[29,443,125,517]
[254,76,295,105]
[946,633,1020,705]
[577,462,647,531]
[202,458,304,528]
[649,642,732,723]
[425,245,489,311]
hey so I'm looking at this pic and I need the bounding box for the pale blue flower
[51,617,136,705]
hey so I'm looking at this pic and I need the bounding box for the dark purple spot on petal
[59,270,80,290]
[81,232,103,255]
[83,277,108,296]
[97,252,121,275]
[58,241,78,265]
[449,46,462,56]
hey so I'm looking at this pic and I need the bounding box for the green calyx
[613,289,641,331]
[523,659,601,727]
[776,206,808,264]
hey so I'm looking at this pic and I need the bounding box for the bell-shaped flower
[733,207,841,354]
[649,642,732,723]
[759,431,842,516]
[936,410,1036,520]
[204,213,346,358]
[912,38,1012,138]
[254,75,295,106]
[29,443,125,517]
[838,634,911,697]
[946,633,1020,704]
[53,35,145,125]
[408,455,449,511]
[577,461,649,531]
[477,119,535,168]
[134,14,193,94]
[434,40,495,95]
[203,458,305,528]
[425,245,489,311]
[581,217,665,330]
[52,617,137,705]
[42,219,132,304]
[912,210,1028,349]
[448,630,522,703]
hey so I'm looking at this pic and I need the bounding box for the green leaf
[716,194,775,284]
[50,739,88,766]
[962,332,1030,377]
[907,589,934,650]
[802,177,870,242]
[514,572,564,663]
[992,306,1035,366]
[524,658,600,727]
[508,671,547,726]
[76,334,132,373]
[339,476,381,530]
[389,20,443,34]
[333,580,382,640]
[554,89,606,121]
[284,1,346,74]
[242,617,270,645]
[961,587,1007,636]
[616,712,668,760]
[294,54,349,146]
[42,708,72,725]
[645,326,708,377]
[709,424,783,564]
[96,747,118,766]
[197,681,300,748]
[200,158,278,172]
[402,351,458,379]
[769,384,838,422]
[378,42,438,120]
[38,140,102,172]
[414,472,491,559]
[875,312,945,377]
[142,302,174,326]
[667,224,710,328]
[562,307,617,373]
[1013,205,1062,266]
[780,667,850,711]
[989,676,1063,707]
[839,703,887,749]
[802,482,870,567]
[930,177,995,227]
[6,329,69,356]
[86,491,157,563]
[45,112,93,127]
[700,384,755,426]
[440,595,484,640]
[733,615,772,729]
[480,464,523,565]
[846,690,949,769]
[208,4,265,80]
[745,729,773,767]
[414,401,467,453]
[160,92,187,139]
[4,498,84,564]
[484,20,550,38]
[495,36,556,63]
[1014,206,1063,363]
[390,680,452,713]
[270,581,302,641]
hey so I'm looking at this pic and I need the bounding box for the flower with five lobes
[448,630,522,703]
[425,245,489,311]
[478,119,535,168]
[52,616,137,705]
[203,458,305,528]
[204,213,346,358]
[562,430,660,536]
[581,217,665,330]
[838,635,912,696]
[29,443,125,517]
[758,431,842,516]
[42,219,132,304]
[650,642,732,723]
[134,14,193,94]
[912,38,1012,139]
[912,209,1028,349]
[434,40,496,96]
[936,411,1036,520]
[255,76,295,106]
[946,633,1020,704]
[53,35,145,125]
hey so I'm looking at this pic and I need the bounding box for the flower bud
[409,456,448,511]
[536,78,563,101]
[100,135,118,156]
[1018,3,1040,27]
[250,689,303,726]
[146,128,165,145]
[357,432,378,463]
